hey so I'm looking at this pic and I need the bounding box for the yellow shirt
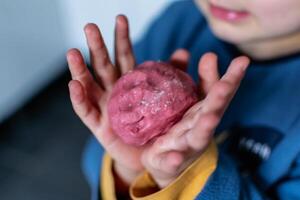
[101,142,218,200]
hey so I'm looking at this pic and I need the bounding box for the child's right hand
[67,16,144,185]
[66,15,191,187]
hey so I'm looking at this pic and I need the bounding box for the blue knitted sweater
[82,1,300,199]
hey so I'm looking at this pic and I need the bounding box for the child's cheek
[249,0,300,36]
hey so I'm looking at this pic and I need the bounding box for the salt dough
[108,61,198,146]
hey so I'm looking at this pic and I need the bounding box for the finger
[183,100,203,118]
[221,56,250,86]
[201,81,233,116]
[67,48,92,81]
[160,110,217,152]
[185,112,220,150]
[157,110,200,152]
[198,52,220,95]
[68,80,101,132]
[84,23,117,91]
[202,56,250,114]
[169,49,190,71]
[151,102,204,153]
[115,15,136,74]
[67,48,103,101]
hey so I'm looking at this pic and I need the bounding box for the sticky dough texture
[108,61,198,146]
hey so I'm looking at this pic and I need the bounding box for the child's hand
[67,15,144,185]
[66,15,192,186]
[141,53,250,188]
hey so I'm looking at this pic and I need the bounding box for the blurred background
[0,0,172,199]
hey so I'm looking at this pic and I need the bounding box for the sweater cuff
[129,141,218,200]
[100,153,117,200]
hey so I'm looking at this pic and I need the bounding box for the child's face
[195,0,300,45]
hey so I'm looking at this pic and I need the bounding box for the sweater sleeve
[98,140,300,200]
[127,143,300,200]
[196,152,300,200]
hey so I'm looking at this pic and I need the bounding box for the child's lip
[209,3,250,22]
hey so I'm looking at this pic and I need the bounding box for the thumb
[169,49,190,71]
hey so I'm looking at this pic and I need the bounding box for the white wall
[0,0,68,122]
[60,0,171,58]
[0,0,172,122]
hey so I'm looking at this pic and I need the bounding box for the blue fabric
[83,0,300,199]
[82,137,103,200]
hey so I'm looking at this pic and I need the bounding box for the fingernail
[241,57,250,71]
[116,15,127,27]
[116,15,121,24]
[241,64,247,72]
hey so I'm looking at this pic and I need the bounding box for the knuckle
[214,82,232,98]
[155,137,166,149]
[120,47,131,57]
[119,32,129,40]
[93,43,106,54]
[181,115,195,130]
[101,53,111,66]
[189,140,203,151]
[81,107,91,119]
[202,114,219,131]
[186,119,196,129]
[186,133,203,150]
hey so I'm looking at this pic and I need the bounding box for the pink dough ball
[108,61,199,146]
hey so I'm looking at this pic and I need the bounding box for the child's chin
[209,22,252,45]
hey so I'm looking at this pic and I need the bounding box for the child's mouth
[209,3,250,22]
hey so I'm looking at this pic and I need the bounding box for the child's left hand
[141,53,250,188]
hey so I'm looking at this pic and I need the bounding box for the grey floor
[0,72,90,200]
